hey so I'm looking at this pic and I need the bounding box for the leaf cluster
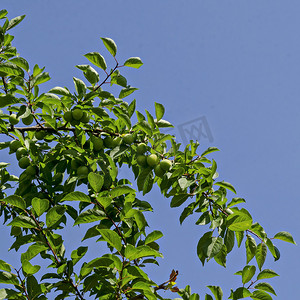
[0,10,296,300]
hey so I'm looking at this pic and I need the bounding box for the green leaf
[84,52,107,70]
[124,244,163,260]
[21,244,48,262]
[265,238,277,259]
[154,102,165,121]
[113,110,131,129]
[3,34,14,46]
[136,110,145,122]
[101,37,117,56]
[119,87,138,99]
[224,229,235,253]
[205,295,214,300]
[3,195,26,210]
[0,260,11,272]
[273,231,296,244]
[137,167,153,192]
[134,210,148,230]
[250,223,267,240]
[32,72,51,86]
[215,181,236,194]
[254,283,276,296]
[207,286,223,300]
[143,170,153,195]
[145,109,155,130]
[48,86,71,96]
[110,185,135,198]
[227,197,246,208]
[235,231,244,248]
[255,243,267,271]
[32,198,49,217]
[26,275,42,299]
[86,257,114,269]
[124,57,143,68]
[22,260,40,275]
[73,77,86,97]
[137,120,153,136]
[74,209,106,226]
[257,269,279,280]
[46,205,66,228]
[71,246,88,265]
[251,290,272,300]
[273,246,280,261]
[201,147,220,157]
[0,62,24,77]
[99,229,122,252]
[128,99,136,117]
[10,57,29,72]
[242,265,256,284]
[246,235,257,264]
[190,294,200,300]
[231,287,252,299]
[180,203,195,224]
[0,9,8,19]
[0,95,18,109]
[8,216,36,229]
[0,272,19,285]
[7,15,26,30]
[170,194,189,208]
[214,244,227,267]
[227,209,252,231]
[62,191,91,203]
[197,232,223,263]
[156,119,174,128]
[145,231,163,245]
[88,173,104,193]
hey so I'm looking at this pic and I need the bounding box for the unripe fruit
[112,137,122,147]
[71,159,81,170]
[103,136,114,148]
[26,165,38,176]
[77,166,89,176]
[72,108,83,121]
[137,155,147,167]
[16,147,28,160]
[63,111,73,122]
[35,131,46,140]
[9,140,22,152]
[81,112,90,123]
[91,136,103,151]
[70,119,80,126]
[160,159,172,171]
[147,154,159,167]
[154,165,165,177]
[18,157,30,169]
[22,114,33,125]
[136,143,147,154]
[9,114,19,125]
[123,133,135,145]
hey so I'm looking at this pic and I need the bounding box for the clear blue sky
[1,1,299,298]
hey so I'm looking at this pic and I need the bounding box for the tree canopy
[0,10,296,300]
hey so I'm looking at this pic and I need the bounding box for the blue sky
[1,1,299,298]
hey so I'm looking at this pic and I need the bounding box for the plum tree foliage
[0,10,296,300]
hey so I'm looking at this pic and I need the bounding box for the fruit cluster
[63,108,89,126]
[136,143,172,177]
[9,140,37,176]
[8,113,34,126]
